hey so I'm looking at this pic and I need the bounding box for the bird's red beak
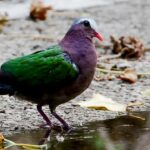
[95,32,103,41]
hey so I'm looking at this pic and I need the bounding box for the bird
[0,18,103,131]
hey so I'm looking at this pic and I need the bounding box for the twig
[99,53,122,61]
[128,113,145,121]
[96,68,150,76]
[96,68,123,74]
[144,48,150,52]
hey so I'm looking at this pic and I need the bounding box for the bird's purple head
[70,18,103,41]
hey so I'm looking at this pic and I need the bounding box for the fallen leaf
[94,76,105,81]
[0,133,48,150]
[94,74,116,81]
[119,69,138,83]
[78,94,145,123]
[110,35,145,59]
[110,35,122,54]
[30,0,52,20]
[0,14,8,32]
[0,133,4,150]
[78,93,143,112]
[141,89,150,97]
[111,61,131,71]
[79,93,126,112]
[126,101,145,120]
[127,101,144,111]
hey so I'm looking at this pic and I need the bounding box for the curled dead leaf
[0,14,8,32]
[111,61,131,71]
[110,35,145,59]
[94,76,104,81]
[30,0,52,20]
[119,69,138,83]
[110,35,122,54]
[0,133,4,150]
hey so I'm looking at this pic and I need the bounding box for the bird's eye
[83,20,90,27]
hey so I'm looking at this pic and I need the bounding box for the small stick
[99,53,122,61]
[96,68,150,76]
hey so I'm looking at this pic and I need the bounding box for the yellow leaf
[78,93,143,112]
[4,138,47,150]
[16,144,47,150]
[79,94,127,111]
[0,133,47,150]
[141,89,150,97]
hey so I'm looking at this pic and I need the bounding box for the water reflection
[7,111,150,150]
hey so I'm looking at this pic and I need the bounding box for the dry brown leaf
[30,0,52,20]
[94,74,115,81]
[0,133,4,150]
[119,69,138,83]
[0,14,8,32]
[110,35,122,54]
[110,35,145,59]
[94,76,105,81]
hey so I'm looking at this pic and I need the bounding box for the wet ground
[6,111,150,150]
[0,1,150,149]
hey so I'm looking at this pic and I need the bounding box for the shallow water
[6,111,150,150]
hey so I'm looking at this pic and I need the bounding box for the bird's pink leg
[51,110,70,131]
[37,104,52,127]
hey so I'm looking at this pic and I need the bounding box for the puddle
[5,111,150,150]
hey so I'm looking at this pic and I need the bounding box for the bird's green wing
[1,45,79,89]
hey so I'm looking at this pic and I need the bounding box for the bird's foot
[51,123,72,133]
[38,122,72,133]
[63,124,72,132]
[38,122,52,129]
[50,110,72,132]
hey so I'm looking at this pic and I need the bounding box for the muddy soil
[0,0,150,135]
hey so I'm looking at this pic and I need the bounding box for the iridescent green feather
[1,45,78,88]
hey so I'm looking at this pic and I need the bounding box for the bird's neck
[59,29,97,72]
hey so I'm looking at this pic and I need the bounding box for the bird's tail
[0,70,15,95]
[0,83,14,95]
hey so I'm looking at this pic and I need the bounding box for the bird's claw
[51,123,72,133]
[39,123,52,129]
[38,122,72,133]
